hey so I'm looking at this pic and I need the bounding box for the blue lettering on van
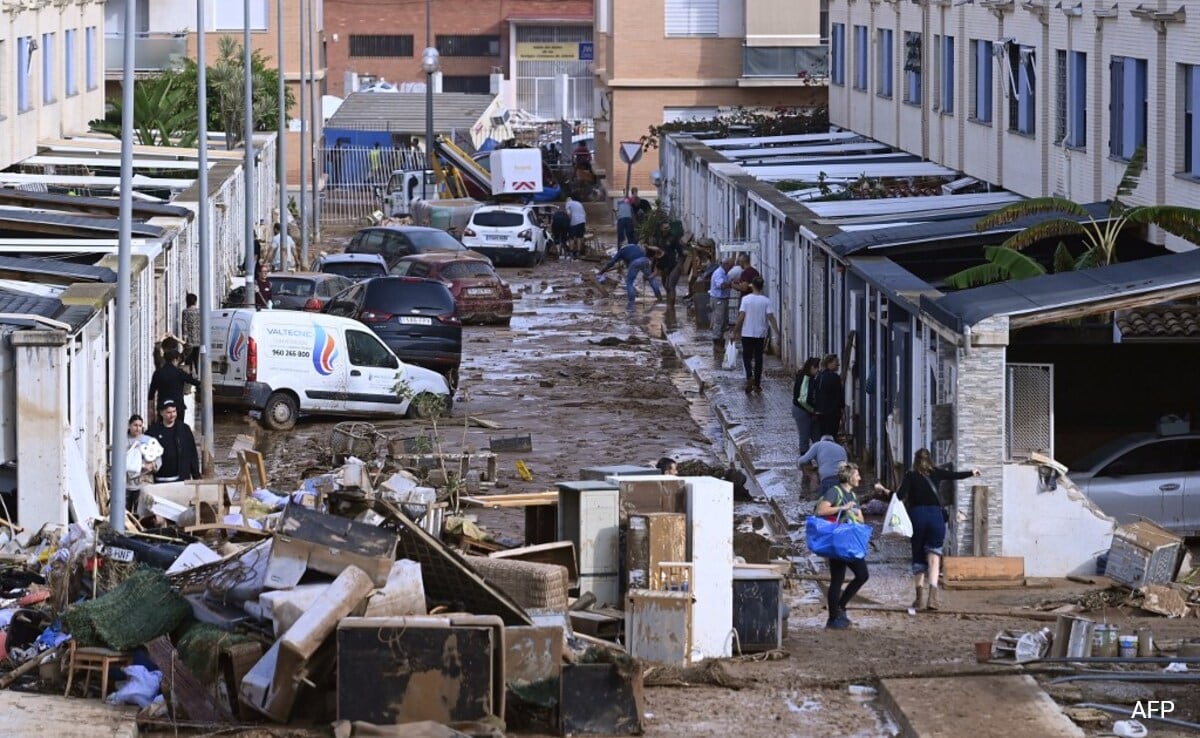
[228,324,247,361]
[312,324,339,375]
[264,327,312,338]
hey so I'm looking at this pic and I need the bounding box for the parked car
[323,276,462,388]
[312,253,389,282]
[1068,432,1200,535]
[223,272,352,311]
[345,225,471,268]
[390,253,514,326]
[460,204,547,267]
[208,308,451,430]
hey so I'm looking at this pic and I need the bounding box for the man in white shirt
[728,276,780,393]
[708,255,736,351]
[565,196,587,255]
[271,223,297,270]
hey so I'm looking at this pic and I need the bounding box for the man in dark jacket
[812,353,844,439]
[146,399,201,482]
[148,349,199,423]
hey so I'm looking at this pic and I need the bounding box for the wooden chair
[63,641,133,699]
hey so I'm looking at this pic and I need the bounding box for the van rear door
[209,309,253,400]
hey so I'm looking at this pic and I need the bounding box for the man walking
[146,399,201,482]
[728,277,779,392]
[708,255,736,354]
[615,196,635,247]
[148,348,200,424]
[565,196,587,256]
[812,354,844,438]
[598,241,663,310]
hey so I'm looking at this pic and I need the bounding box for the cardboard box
[265,505,397,588]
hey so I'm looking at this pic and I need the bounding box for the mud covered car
[390,253,513,326]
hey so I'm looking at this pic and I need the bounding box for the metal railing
[104,33,189,74]
[320,145,428,225]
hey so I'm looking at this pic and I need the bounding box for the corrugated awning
[0,209,164,238]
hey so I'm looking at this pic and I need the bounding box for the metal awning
[806,192,1023,219]
[0,172,194,189]
[921,249,1200,333]
[0,209,164,238]
[707,131,860,148]
[749,161,959,182]
[21,155,207,170]
[0,255,117,282]
[824,202,1112,256]
[0,189,193,220]
[720,142,890,159]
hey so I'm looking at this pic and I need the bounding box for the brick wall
[325,0,593,97]
[951,315,1008,556]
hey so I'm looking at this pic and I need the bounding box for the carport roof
[326,92,493,135]
[0,255,117,283]
[921,249,1200,333]
[0,291,91,330]
[824,202,1112,256]
[0,208,164,238]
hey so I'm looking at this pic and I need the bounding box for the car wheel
[262,391,299,431]
[407,391,451,419]
[524,251,539,268]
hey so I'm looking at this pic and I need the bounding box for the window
[42,33,55,105]
[214,0,268,30]
[346,330,396,369]
[1185,64,1200,177]
[436,35,500,57]
[877,29,893,98]
[1007,45,1036,135]
[349,35,413,58]
[820,0,830,44]
[1110,56,1147,160]
[85,27,96,90]
[743,47,826,78]
[17,36,31,113]
[970,40,992,123]
[441,75,491,94]
[1098,440,1189,477]
[665,0,719,37]
[65,29,77,97]
[1055,50,1087,147]
[903,32,922,104]
[830,23,846,86]
[941,35,955,114]
[853,25,868,90]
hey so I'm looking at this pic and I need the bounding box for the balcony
[741,45,828,87]
[105,33,189,76]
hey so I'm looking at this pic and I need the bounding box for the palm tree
[944,148,1200,289]
[88,76,198,147]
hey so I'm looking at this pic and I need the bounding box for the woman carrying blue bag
[811,462,871,630]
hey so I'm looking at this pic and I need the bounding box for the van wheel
[262,392,299,430]
[407,392,450,419]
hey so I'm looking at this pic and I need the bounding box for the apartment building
[0,2,107,168]
[828,0,1200,237]
[103,0,325,185]
[325,0,594,121]
[595,0,829,193]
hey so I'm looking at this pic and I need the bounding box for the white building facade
[827,0,1200,240]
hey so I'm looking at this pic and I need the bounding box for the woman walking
[875,449,980,610]
[813,462,870,629]
[791,357,820,451]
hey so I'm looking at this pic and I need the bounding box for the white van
[210,308,451,430]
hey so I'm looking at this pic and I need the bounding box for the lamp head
[421,47,440,74]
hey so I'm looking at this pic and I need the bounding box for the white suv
[460,204,546,267]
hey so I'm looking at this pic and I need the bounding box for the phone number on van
[271,348,311,358]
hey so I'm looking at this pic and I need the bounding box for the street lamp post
[421,47,439,201]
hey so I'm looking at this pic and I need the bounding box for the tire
[262,391,299,431]
[524,251,539,268]
[407,391,451,419]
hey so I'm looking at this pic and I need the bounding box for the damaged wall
[1001,464,1115,577]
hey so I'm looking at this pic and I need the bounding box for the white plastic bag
[882,494,913,538]
[106,665,162,708]
[721,340,738,370]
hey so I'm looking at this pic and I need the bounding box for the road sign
[619,142,644,165]
[579,42,594,61]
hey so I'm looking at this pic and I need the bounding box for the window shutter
[665,0,720,37]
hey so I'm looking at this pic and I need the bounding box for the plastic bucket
[1118,635,1138,658]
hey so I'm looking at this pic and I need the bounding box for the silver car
[1069,432,1200,535]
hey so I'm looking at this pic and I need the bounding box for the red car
[389,253,513,326]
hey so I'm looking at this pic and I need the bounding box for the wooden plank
[944,579,1027,590]
[944,556,1024,582]
[468,415,503,429]
[972,486,989,557]
[461,491,559,508]
[880,675,1084,738]
[145,636,234,724]
[0,691,137,737]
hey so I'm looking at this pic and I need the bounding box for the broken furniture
[625,512,686,593]
[624,589,693,666]
[1105,521,1184,590]
[465,555,570,611]
[578,465,658,481]
[559,660,644,735]
[731,566,785,653]
[336,615,506,725]
[556,480,621,606]
[63,641,133,699]
[488,540,579,589]
[137,479,232,526]
[488,434,532,453]
[265,503,397,589]
[943,556,1026,589]
[388,443,499,485]
[461,491,560,546]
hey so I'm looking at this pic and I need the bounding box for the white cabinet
[556,480,621,605]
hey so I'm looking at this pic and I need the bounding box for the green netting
[174,620,257,685]
[63,568,191,651]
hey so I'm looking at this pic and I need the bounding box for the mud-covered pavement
[209,256,1200,738]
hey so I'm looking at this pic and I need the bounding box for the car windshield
[407,229,466,251]
[441,261,496,279]
[368,281,456,313]
[472,211,524,228]
[322,262,386,280]
[269,277,315,297]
